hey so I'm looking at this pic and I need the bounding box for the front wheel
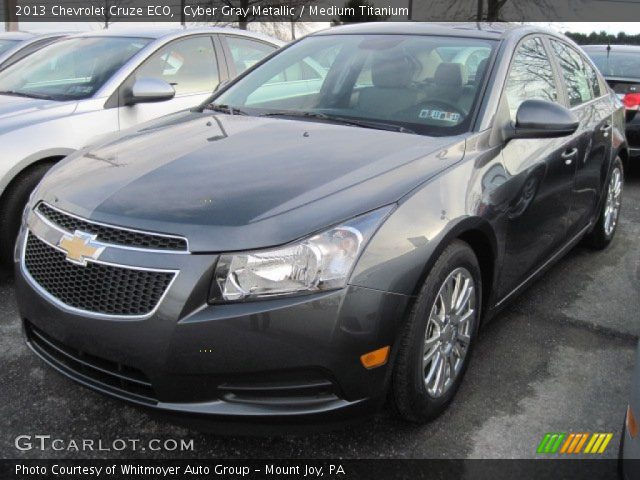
[392,240,482,423]
[585,157,624,250]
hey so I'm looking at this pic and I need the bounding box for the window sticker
[419,109,461,122]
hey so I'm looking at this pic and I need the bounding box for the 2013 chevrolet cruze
[15,23,627,428]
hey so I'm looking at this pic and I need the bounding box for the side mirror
[505,99,579,141]
[127,77,175,105]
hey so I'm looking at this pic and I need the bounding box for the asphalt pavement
[1,167,639,461]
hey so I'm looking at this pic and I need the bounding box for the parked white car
[0,27,282,264]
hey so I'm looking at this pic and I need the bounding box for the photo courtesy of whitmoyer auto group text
[2,0,640,478]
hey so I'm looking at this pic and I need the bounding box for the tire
[0,162,55,267]
[392,240,482,423]
[585,156,624,250]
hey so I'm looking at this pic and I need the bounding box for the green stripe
[550,433,566,453]
[537,433,552,454]
[545,434,558,453]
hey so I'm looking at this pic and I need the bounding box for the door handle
[600,123,612,137]
[561,147,578,165]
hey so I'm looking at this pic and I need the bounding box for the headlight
[210,206,393,302]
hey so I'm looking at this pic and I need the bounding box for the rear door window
[224,36,276,75]
[136,36,219,95]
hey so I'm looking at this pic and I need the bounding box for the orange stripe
[561,434,575,453]
[574,433,589,453]
[567,434,582,453]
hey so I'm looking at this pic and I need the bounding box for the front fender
[0,105,119,198]
[0,146,76,198]
[350,158,500,298]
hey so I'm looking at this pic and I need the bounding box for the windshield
[0,36,151,100]
[211,34,496,136]
[0,39,19,56]
[586,49,640,78]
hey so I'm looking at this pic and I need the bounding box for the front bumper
[15,224,410,429]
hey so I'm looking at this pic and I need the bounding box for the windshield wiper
[205,103,248,116]
[261,111,415,134]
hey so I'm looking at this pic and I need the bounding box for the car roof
[66,26,283,45]
[0,31,35,41]
[312,22,549,41]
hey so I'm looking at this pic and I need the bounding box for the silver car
[621,341,640,479]
[0,32,68,71]
[0,27,282,265]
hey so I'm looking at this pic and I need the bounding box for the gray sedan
[0,27,282,265]
[14,22,628,429]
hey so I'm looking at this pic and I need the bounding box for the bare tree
[3,0,18,31]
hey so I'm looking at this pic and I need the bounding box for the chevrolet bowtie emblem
[58,231,105,266]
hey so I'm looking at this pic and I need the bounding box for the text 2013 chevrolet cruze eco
[16,23,627,428]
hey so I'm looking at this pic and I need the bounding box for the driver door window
[504,37,558,120]
[550,40,593,107]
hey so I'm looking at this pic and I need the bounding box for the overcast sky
[7,21,640,37]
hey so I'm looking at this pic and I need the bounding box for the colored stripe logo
[537,433,613,454]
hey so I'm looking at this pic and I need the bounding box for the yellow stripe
[597,433,613,454]
[590,434,606,454]
[561,434,575,453]
[584,433,599,453]
[574,433,589,454]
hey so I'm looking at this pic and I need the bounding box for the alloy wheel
[423,267,477,398]
[604,166,623,236]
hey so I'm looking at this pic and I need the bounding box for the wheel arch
[0,149,74,200]
[411,217,499,323]
[617,144,629,171]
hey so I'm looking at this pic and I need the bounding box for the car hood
[0,94,77,133]
[37,111,466,252]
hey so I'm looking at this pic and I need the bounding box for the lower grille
[25,321,157,404]
[23,233,175,317]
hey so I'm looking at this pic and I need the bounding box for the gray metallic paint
[15,23,628,425]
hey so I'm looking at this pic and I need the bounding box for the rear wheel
[0,162,55,267]
[392,240,481,423]
[585,157,624,250]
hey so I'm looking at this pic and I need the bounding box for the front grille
[37,203,188,251]
[25,321,157,404]
[24,233,175,317]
